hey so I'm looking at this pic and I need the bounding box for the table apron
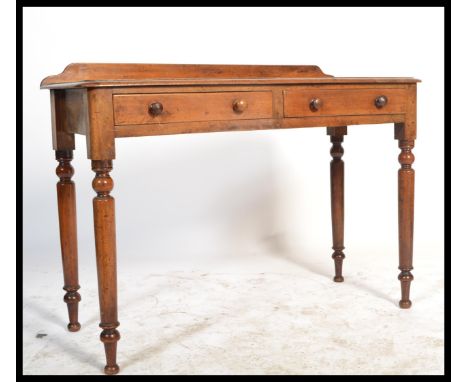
[113,114,406,138]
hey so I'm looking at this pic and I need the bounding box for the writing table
[40,63,419,374]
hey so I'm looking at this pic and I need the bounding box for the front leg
[92,160,120,374]
[56,149,81,331]
[397,139,415,308]
[327,126,347,282]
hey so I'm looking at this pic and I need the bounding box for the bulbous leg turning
[56,150,81,331]
[327,127,347,283]
[332,250,345,282]
[398,270,414,309]
[64,287,81,331]
[92,160,120,374]
[101,327,121,374]
[397,138,415,309]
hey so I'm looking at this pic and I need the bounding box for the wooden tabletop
[40,63,420,89]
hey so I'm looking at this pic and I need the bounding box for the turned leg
[397,139,415,308]
[327,127,347,282]
[92,160,120,374]
[55,150,81,332]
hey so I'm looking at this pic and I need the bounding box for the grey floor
[23,249,444,375]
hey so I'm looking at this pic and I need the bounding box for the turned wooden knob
[233,99,248,113]
[375,95,388,108]
[309,98,323,111]
[148,102,164,116]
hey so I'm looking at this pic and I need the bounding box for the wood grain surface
[40,63,419,89]
[113,91,273,125]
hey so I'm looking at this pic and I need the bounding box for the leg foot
[399,301,412,309]
[104,365,120,375]
[332,250,345,282]
[67,322,81,332]
[398,269,414,309]
[64,288,81,331]
[101,328,121,375]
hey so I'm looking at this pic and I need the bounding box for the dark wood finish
[55,150,81,332]
[91,160,120,374]
[113,91,273,125]
[148,101,164,116]
[327,127,347,282]
[309,98,323,111]
[375,95,388,108]
[41,64,420,374]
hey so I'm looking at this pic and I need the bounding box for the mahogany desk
[40,64,419,374]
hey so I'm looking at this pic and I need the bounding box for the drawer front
[113,91,273,125]
[283,88,408,117]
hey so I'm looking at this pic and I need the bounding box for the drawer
[283,88,408,117]
[113,91,273,125]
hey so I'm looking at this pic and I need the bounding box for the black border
[17,3,450,379]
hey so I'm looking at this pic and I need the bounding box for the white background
[8,5,457,377]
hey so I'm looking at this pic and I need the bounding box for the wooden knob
[309,98,323,111]
[148,102,164,116]
[375,95,388,108]
[233,99,248,113]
